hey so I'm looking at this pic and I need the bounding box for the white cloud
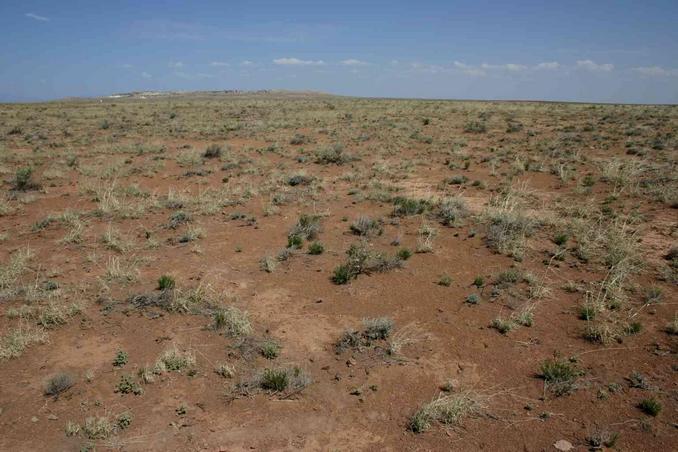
[479,63,529,72]
[576,59,614,72]
[341,59,368,66]
[141,72,152,79]
[535,62,560,70]
[632,66,678,77]
[25,12,49,22]
[411,62,446,74]
[453,61,486,77]
[505,63,528,72]
[240,60,254,66]
[168,61,184,68]
[273,57,325,66]
[209,61,230,67]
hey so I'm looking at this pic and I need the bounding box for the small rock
[554,439,573,451]
[47,414,58,420]
[31,416,39,423]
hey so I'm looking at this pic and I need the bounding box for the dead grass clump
[288,214,322,241]
[409,391,485,433]
[315,144,353,165]
[0,247,32,296]
[336,317,395,352]
[212,306,252,337]
[435,196,469,226]
[484,209,536,260]
[44,372,74,397]
[234,366,312,398]
[331,242,403,284]
[153,346,196,374]
[350,215,383,236]
[0,324,48,360]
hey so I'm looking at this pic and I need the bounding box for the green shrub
[117,412,132,430]
[438,275,452,286]
[308,241,324,255]
[260,368,289,391]
[315,144,352,164]
[260,341,280,359]
[113,350,128,367]
[638,398,661,416]
[287,234,303,249]
[393,197,431,216]
[289,214,322,241]
[465,294,480,304]
[464,120,487,133]
[540,357,581,396]
[157,275,175,290]
[332,264,353,284]
[397,248,413,260]
[13,167,34,191]
[115,374,143,395]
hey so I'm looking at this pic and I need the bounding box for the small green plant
[464,120,487,133]
[465,294,480,304]
[438,275,452,286]
[115,374,143,395]
[157,275,175,290]
[13,167,35,191]
[168,211,191,229]
[397,248,413,260]
[392,197,431,216]
[154,347,196,373]
[260,340,280,359]
[638,398,661,416]
[350,216,382,236]
[259,368,289,392]
[315,143,352,165]
[490,318,515,334]
[288,214,322,241]
[332,264,352,284]
[472,276,485,288]
[540,357,581,396]
[113,350,128,367]
[287,234,303,249]
[256,366,311,394]
[308,241,324,255]
[643,286,662,304]
[578,304,597,321]
[117,412,132,430]
[553,233,568,246]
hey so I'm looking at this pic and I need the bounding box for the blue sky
[1,0,677,103]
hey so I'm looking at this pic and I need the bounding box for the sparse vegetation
[0,92,675,450]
